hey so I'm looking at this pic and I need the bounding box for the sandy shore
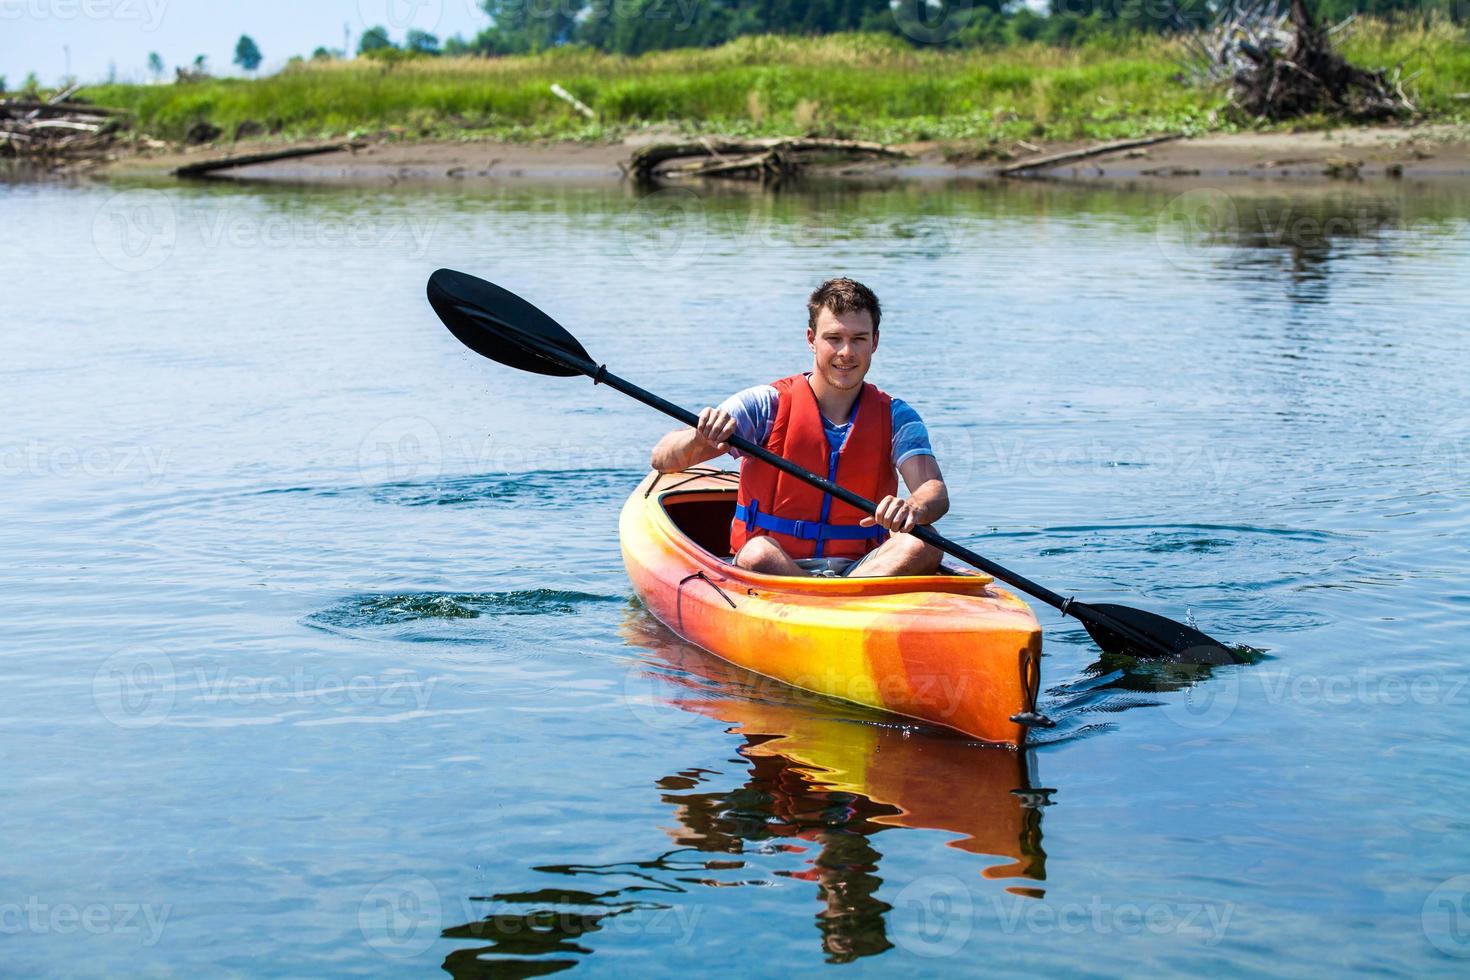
[93,123,1470,185]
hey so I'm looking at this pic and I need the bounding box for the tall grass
[82,23,1470,145]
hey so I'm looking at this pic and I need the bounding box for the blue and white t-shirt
[716,378,934,467]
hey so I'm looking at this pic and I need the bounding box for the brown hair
[807,278,881,334]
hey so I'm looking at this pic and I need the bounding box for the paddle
[427,268,1245,667]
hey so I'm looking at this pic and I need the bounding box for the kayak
[619,469,1044,747]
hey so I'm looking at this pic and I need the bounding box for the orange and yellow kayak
[619,469,1044,747]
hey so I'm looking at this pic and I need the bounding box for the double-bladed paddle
[427,268,1245,667]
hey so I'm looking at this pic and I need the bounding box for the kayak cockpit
[646,469,995,596]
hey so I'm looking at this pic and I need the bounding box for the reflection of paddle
[620,604,1048,889]
[427,267,1244,666]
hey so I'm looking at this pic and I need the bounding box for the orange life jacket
[731,373,897,560]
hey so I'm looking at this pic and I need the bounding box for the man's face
[808,307,878,392]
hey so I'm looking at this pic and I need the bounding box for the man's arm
[861,454,948,533]
[650,407,737,473]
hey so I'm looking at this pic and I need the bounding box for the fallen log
[21,119,103,133]
[673,151,789,179]
[629,137,906,182]
[550,83,596,120]
[173,140,362,178]
[998,134,1185,177]
[0,100,131,116]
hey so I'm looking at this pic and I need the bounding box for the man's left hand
[861,495,920,534]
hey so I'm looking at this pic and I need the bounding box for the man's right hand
[695,407,737,453]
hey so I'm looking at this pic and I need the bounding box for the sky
[1,0,492,85]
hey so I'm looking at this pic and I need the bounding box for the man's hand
[694,407,737,454]
[651,406,738,473]
[861,495,922,534]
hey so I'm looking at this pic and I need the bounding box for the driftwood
[173,140,362,178]
[1180,0,1413,121]
[0,92,124,162]
[998,134,1185,177]
[629,137,907,183]
[550,83,596,120]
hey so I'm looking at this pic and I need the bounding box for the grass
[79,22,1470,146]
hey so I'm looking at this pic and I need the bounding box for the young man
[650,278,946,578]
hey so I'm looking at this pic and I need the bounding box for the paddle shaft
[566,357,1166,653]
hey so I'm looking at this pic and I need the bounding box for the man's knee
[894,533,942,573]
[735,536,791,571]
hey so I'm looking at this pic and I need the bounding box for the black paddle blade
[427,268,593,378]
[1083,603,1245,666]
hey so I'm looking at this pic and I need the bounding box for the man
[650,278,946,578]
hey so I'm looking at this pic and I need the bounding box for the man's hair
[807,278,881,334]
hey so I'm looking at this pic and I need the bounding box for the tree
[147,51,164,80]
[358,25,395,54]
[480,0,583,51]
[192,54,209,72]
[234,35,263,73]
[310,46,339,61]
[407,29,441,54]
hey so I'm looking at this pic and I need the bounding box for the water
[3,174,1468,976]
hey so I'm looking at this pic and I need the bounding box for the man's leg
[847,532,942,578]
[733,536,804,575]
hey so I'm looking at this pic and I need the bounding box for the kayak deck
[620,469,1044,746]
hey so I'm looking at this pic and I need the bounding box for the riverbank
[91,122,1470,185]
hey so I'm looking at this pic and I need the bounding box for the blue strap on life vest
[734,501,886,542]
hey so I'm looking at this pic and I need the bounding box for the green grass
[79,23,1470,146]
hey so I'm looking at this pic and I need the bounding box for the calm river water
[3,173,1469,976]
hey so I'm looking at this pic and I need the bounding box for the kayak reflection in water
[437,609,1052,975]
[649,278,950,579]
